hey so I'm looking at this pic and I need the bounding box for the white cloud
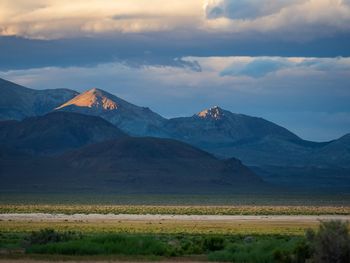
[0,0,350,39]
[0,0,203,38]
[204,0,350,39]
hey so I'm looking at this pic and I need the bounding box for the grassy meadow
[0,229,312,262]
[1,221,349,263]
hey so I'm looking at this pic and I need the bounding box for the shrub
[208,236,308,263]
[25,229,81,246]
[203,236,225,251]
[308,220,350,263]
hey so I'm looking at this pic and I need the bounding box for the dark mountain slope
[0,137,263,194]
[0,111,126,155]
[0,77,78,120]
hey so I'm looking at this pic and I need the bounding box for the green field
[0,229,310,262]
[1,220,348,263]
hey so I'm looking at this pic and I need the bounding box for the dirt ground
[1,213,350,222]
[0,260,208,263]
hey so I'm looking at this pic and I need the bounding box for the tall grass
[2,221,348,263]
[27,236,169,256]
[23,230,306,262]
[26,233,174,256]
[208,236,308,263]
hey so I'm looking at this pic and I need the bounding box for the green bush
[203,236,225,251]
[25,229,81,246]
[208,236,307,263]
[307,220,350,263]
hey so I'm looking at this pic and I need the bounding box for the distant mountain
[250,165,350,192]
[56,88,166,136]
[164,106,314,166]
[0,112,126,155]
[249,134,350,191]
[309,133,350,168]
[0,78,78,120]
[0,137,263,193]
[0,80,350,178]
[165,106,299,145]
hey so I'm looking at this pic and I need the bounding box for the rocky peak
[197,106,225,120]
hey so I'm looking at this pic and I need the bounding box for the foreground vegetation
[0,221,349,262]
[1,204,350,215]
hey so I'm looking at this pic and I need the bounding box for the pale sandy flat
[0,261,207,263]
[1,213,349,222]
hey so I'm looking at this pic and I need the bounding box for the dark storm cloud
[1,31,350,71]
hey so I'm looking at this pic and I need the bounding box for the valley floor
[1,195,349,262]
[0,260,208,263]
[1,210,349,262]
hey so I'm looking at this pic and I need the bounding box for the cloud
[2,32,350,71]
[205,0,303,20]
[220,58,291,78]
[219,57,350,78]
[0,0,203,39]
[298,57,350,71]
[204,0,350,41]
[0,0,350,42]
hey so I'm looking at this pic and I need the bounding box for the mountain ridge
[0,78,78,120]
[0,78,349,192]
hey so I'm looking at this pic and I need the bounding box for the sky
[0,0,350,141]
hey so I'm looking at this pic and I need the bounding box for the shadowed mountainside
[0,111,126,155]
[0,136,263,194]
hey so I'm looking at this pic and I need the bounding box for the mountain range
[0,112,262,193]
[0,77,349,193]
[52,85,349,168]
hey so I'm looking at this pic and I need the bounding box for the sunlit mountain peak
[197,106,225,120]
[56,88,118,111]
